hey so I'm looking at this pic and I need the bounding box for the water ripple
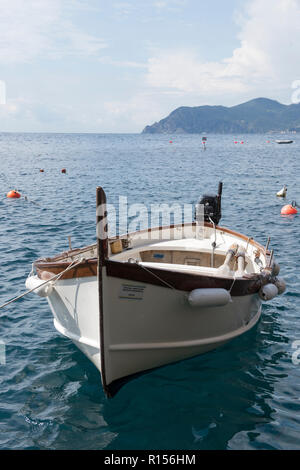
[0,133,299,449]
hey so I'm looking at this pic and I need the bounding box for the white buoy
[276,185,287,198]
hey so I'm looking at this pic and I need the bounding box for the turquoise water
[0,133,299,450]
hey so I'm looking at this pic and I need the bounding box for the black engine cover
[198,193,221,225]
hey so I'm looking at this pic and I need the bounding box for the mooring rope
[137,262,179,292]
[0,257,85,310]
[136,259,239,298]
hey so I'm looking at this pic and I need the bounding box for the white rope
[229,276,238,294]
[138,263,178,291]
[0,257,85,310]
[228,257,239,294]
[137,259,238,297]
[134,261,185,299]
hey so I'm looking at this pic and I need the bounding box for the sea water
[0,132,299,450]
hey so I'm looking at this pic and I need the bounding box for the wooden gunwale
[34,222,267,294]
[105,260,262,296]
[35,259,262,296]
[34,223,266,265]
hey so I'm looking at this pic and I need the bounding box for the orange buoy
[39,169,44,173]
[7,190,21,199]
[281,204,298,215]
[61,168,67,174]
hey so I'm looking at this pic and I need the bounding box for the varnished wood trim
[35,256,263,296]
[34,222,267,291]
[41,243,97,263]
[34,222,266,269]
[35,259,97,280]
[96,187,110,398]
[96,186,108,265]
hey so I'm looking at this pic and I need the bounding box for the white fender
[259,283,278,301]
[236,247,246,277]
[218,244,238,275]
[188,288,232,308]
[274,278,286,295]
[272,262,280,276]
[25,275,54,298]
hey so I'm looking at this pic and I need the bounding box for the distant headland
[142,98,300,134]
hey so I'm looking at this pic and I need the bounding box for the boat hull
[42,272,262,395]
[26,189,284,397]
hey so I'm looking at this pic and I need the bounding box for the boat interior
[40,223,267,279]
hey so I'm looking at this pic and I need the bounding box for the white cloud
[103,93,165,131]
[0,0,107,64]
[146,51,248,94]
[113,2,136,18]
[145,0,300,101]
[0,92,161,133]
[153,0,188,10]
[98,57,147,69]
[97,0,300,131]
[2,0,300,133]
[0,96,92,132]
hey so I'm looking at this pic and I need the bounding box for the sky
[0,0,300,133]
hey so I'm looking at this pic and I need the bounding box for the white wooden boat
[276,185,287,198]
[276,140,294,144]
[26,186,286,397]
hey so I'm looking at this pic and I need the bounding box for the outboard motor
[196,182,223,226]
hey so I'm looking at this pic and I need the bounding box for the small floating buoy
[39,169,44,173]
[241,141,244,144]
[281,203,298,215]
[61,168,67,174]
[276,185,287,198]
[169,141,173,144]
[7,190,21,199]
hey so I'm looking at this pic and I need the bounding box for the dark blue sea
[0,133,299,450]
